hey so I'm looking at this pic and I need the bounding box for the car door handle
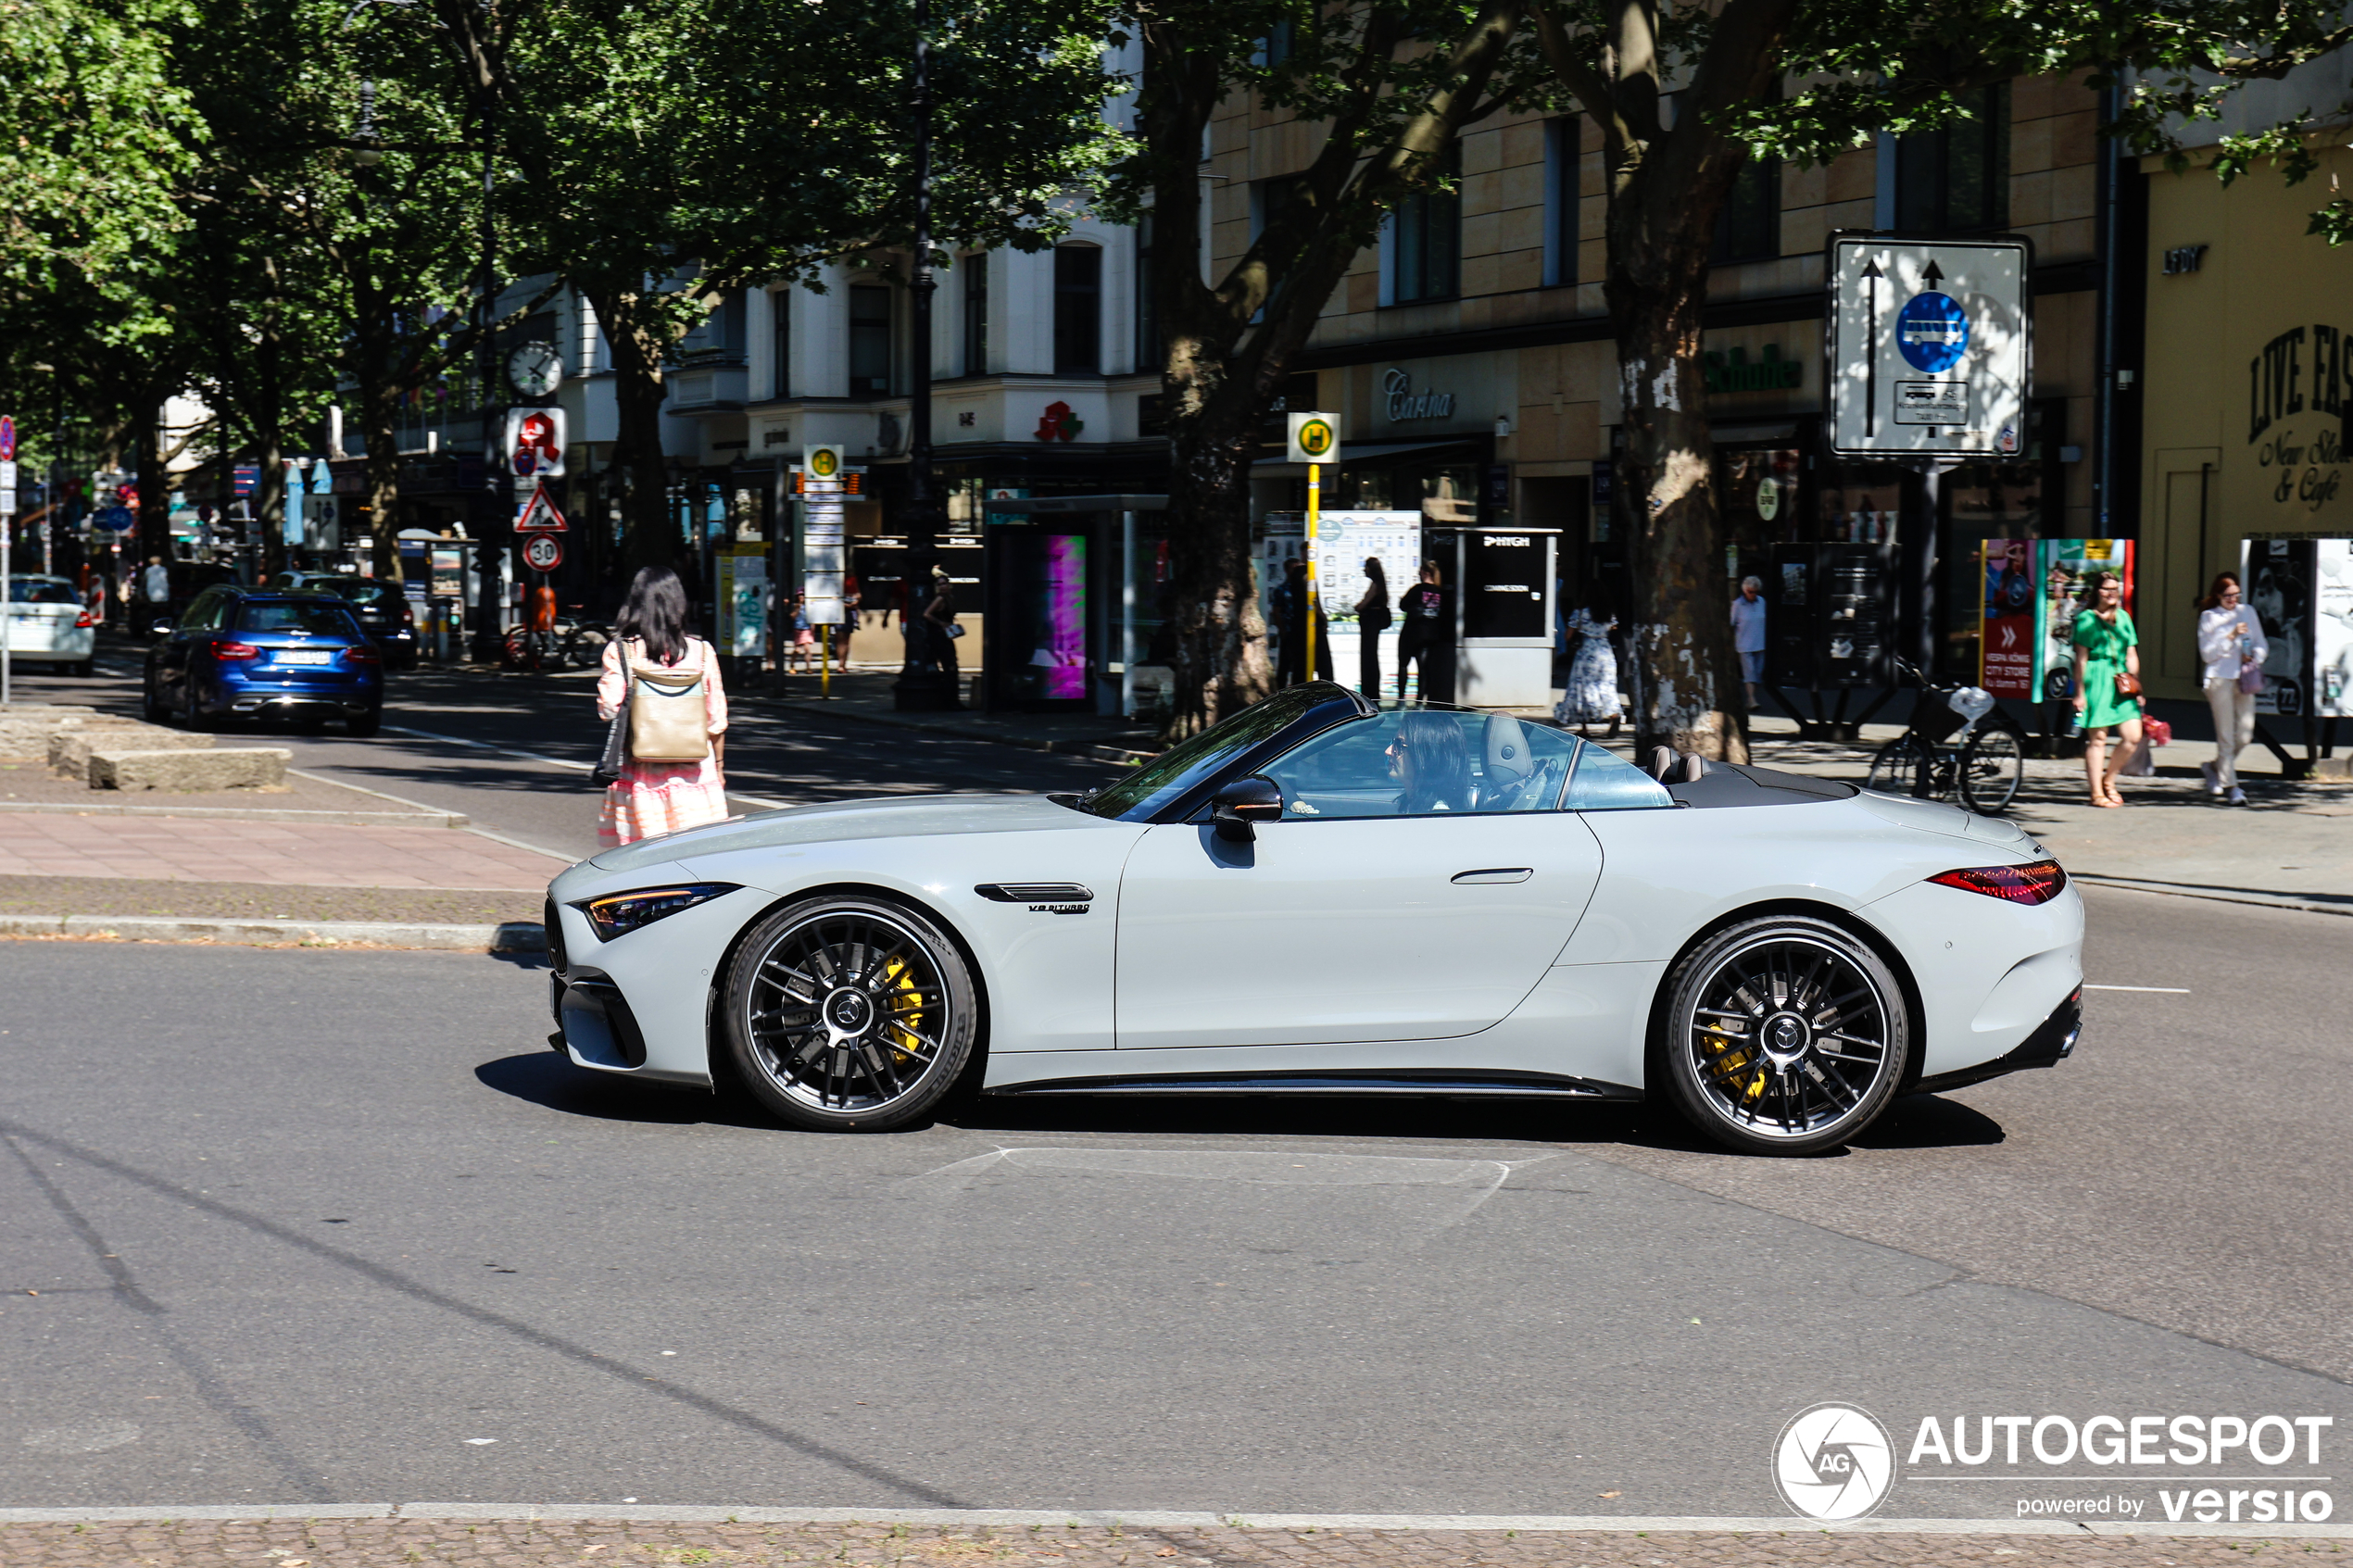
[1452,868,1533,885]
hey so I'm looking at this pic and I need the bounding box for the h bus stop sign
[1826,234,2031,459]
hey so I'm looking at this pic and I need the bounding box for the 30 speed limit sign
[522,533,563,573]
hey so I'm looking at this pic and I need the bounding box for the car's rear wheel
[142,674,169,724]
[1656,915,1912,1155]
[723,894,978,1132]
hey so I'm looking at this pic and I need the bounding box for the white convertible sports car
[544,683,2082,1155]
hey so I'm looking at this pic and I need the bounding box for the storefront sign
[2246,322,2351,514]
[1980,538,2037,697]
[1382,370,1454,421]
[1704,345,1804,394]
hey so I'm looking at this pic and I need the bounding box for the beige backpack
[623,639,712,762]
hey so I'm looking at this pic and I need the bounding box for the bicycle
[1864,658,2029,815]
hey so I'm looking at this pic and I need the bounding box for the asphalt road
[4,884,2347,1520]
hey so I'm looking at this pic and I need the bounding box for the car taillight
[345,644,382,664]
[1927,859,2068,905]
[74,610,94,628]
[214,641,260,660]
[400,602,415,625]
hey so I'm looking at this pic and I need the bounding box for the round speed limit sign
[522,533,563,573]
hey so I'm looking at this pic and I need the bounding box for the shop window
[961,253,988,378]
[849,285,892,396]
[1713,157,1781,262]
[1053,245,1101,374]
[1542,119,1578,288]
[1388,144,1461,305]
[771,291,790,399]
[1896,83,2009,233]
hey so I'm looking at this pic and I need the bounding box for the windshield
[236,600,364,636]
[301,579,397,608]
[8,580,77,604]
[1082,684,1348,822]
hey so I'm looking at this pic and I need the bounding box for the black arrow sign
[1922,258,1945,287]
[1862,257,1882,438]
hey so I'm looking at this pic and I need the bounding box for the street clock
[507,342,563,400]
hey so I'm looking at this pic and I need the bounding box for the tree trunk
[359,382,403,582]
[589,287,676,572]
[256,428,287,579]
[136,393,172,568]
[1161,408,1271,736]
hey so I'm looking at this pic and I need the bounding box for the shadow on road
[474,1051,784,1130]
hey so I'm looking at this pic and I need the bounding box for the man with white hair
[1731,574,1768,709]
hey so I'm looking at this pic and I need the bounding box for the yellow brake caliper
[881,956,927,1063]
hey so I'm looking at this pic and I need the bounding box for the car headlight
[580,884,739,941]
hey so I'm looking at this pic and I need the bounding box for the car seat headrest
[1481,713,1534,784]
[1644,746,1679,782]
[1677,752,1708,784]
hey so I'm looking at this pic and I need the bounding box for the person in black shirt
[1353,557,1391,699]
[1272,557,1329,685]
[1394,559,1450,704]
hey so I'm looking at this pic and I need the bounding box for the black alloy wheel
[722,895,979,1133]
[1656,915,1913,1155]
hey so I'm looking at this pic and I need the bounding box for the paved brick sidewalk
[0,815,568,892]
[1,1517,2342,1568]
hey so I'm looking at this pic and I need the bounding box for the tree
[1117,0,1545,737]
[480,0,1124,568]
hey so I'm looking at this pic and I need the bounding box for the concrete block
[50,722,208,779]
[90,747,291,793]
[0,704,103,759]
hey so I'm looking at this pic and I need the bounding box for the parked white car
[5,575,96,675]
[543,684,2084,1156]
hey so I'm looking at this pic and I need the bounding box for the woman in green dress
[2070,571,2144,806]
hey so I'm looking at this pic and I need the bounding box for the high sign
[504,408,567,478]
[1826,235,2031,458]
[513,480,569,533]
[1287,410,1340,465]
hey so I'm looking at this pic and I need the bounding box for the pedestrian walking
[836,574,861,671]
[924,568,964,696]
[1554,589,1623,737]
[140,555,170,630]
[2070,570,2144,808]
[2195,571,2267,806]
[1730,575,1768,709]
[1395,560,1448,704]
[1353,557,1390,700]
[786,591,815,673]
[596,566,729,847]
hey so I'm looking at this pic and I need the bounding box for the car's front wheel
[722,894,978,1132]
[1656,915,1912,1155]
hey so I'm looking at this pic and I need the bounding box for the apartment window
[1542,119,1577,288]
[849,284,892,395]
[1896,82,2010,232]
[1260,19,1293,67]
[1053,245,1101,374]
[1135,213,1159,372]
[961,253,988,377]
[1390,144,1461,305]
[1713,156,1781,261]
[771,291,790,399]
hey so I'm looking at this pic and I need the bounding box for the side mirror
[1210,776,1283,843]
[150,619,175,637]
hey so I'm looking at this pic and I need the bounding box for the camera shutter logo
[1774,1403,1896,1520]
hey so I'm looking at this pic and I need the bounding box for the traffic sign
[1287,410,1340,465]
[0,461,16,491]
[521,533,563,573]
[95,506,134,532]
[1826,234,2030,458]
[805,445,844,482]
[0,490,14,514]
[504,408,567,478]
[0,417,15,463]
[513,480,569,533]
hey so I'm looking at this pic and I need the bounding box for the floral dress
[597,636,731,846]
[1554,609,1622,724]
[2070,609,2141,730]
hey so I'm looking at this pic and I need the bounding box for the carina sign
[1383,369,1455,422]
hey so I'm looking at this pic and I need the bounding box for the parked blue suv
[145,585,384,736]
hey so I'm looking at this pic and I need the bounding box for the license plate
[278,650,333,665]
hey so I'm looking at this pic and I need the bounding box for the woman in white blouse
[2195,572,2267,805]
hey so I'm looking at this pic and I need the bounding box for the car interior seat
[1479,713,1537,809]
[1643,746,1679,782]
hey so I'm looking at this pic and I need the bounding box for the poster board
[2033,539,2133,702]
[2315,538,2353,717]
[1980,538,2038,697]
[2242,538,2317,717]
[717,546,769,659]
[1308,511,1422,628]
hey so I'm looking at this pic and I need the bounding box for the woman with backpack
[595,566,730,846]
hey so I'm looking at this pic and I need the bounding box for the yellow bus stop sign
[1287,411,1340,465]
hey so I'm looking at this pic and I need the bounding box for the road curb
[0,799,468,828]
[2072,873,2353,918]
[0,914,546,951]
[0,1504,2342,1537]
